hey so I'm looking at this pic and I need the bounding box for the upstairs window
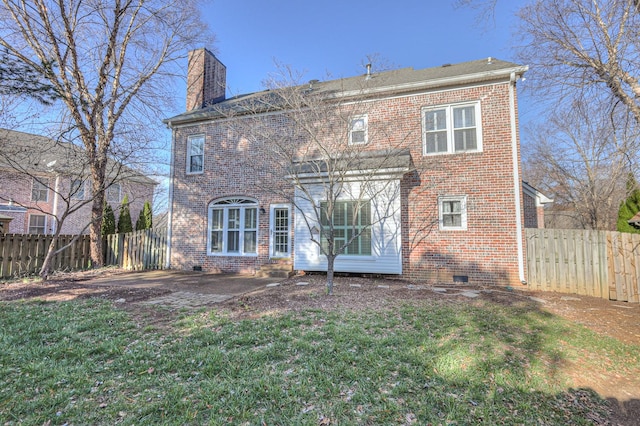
[187,134,205,174]
[31,178,49,202]
[320,200,371,255]
[106,183,121,203]
[423,102,482,155]
[349,115,368,145]
[71,179,85,200]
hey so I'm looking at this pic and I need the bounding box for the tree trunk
[39,235,58,281]
[89,164,106,268]
[326,254,335,295]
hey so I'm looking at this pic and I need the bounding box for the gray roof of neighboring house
[0,129,157,186]
[628,211,640,227]
[165,57,527,126]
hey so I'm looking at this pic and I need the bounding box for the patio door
[270,205,290,258]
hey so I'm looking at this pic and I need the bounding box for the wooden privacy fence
[0,234,91,279]
[526,228,640,302]
[103,228,167,271]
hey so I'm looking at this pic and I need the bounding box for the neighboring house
[0,129,157,235]
[522,181,553,229]
[164,48,546,286]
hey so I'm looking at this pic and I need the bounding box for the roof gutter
[334,66,529,100]
[163,66,529,128]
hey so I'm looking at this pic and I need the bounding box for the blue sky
[200,0,526,97]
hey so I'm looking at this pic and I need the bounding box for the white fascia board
[286,166,410,183]
[522,182,554,206]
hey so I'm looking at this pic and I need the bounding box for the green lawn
[0,297,630,425]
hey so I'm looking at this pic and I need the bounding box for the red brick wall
[170,80,525,285]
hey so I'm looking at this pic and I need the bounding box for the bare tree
[518,0,640,122]
[0,0,209,267]
[221,66,433,295]
[0,129,151,278]
[523,97,636,230]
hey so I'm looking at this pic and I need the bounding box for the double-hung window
[349,115,368,145]
[423,102,482,155]
[71,179,85,200]
[209,198,258,255]
[438,196,467,230]
[320,200,371,255]
[187,134,204,174]
[31,178,49,202]
[28,214,46,234]
[106,183,120,203]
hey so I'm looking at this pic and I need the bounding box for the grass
[0,297,634,425]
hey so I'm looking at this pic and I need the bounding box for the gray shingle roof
[165,57,526,126]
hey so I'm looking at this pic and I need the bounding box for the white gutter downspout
[509,72,526,284]
[51,175,61,235]
[165,129,176,269]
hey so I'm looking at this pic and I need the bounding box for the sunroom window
[320,200,371,255]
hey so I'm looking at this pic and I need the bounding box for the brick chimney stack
[186,48,226,111]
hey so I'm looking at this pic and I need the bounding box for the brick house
[164,48,547,286]
[0,129,156,235]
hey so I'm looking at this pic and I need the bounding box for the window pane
[454,129,477,151]
[426,132,447,153]
[106,184,120,202]
[228,209,240,229]
[32,179,48,202]
[453,106,475,128]
[211,230,223,252]
[351,130,366,144]
[190,155,203,172]
[71,179,85,200]
[228,230,239,252]
[211,209,223,230]
[244,231,257,253]
[351,118,365,131]
[245,208,257,229]
[333,203,345,226]
[28,215,46,234]
[425,110,446,131]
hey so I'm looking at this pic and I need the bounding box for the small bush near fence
[0,228,167,280]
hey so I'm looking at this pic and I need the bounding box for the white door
[270,205,290,258]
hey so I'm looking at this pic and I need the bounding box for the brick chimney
[186,48,226,111]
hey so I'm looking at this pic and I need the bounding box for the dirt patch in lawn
[1,270,639,424]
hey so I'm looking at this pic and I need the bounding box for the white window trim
[186,134,205,175]
[28,214,47,234]
[422,101,483,156]
[269,204,291,258]
[207,198,259,257]
[348,114,368,145]
[438,195,468,231]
